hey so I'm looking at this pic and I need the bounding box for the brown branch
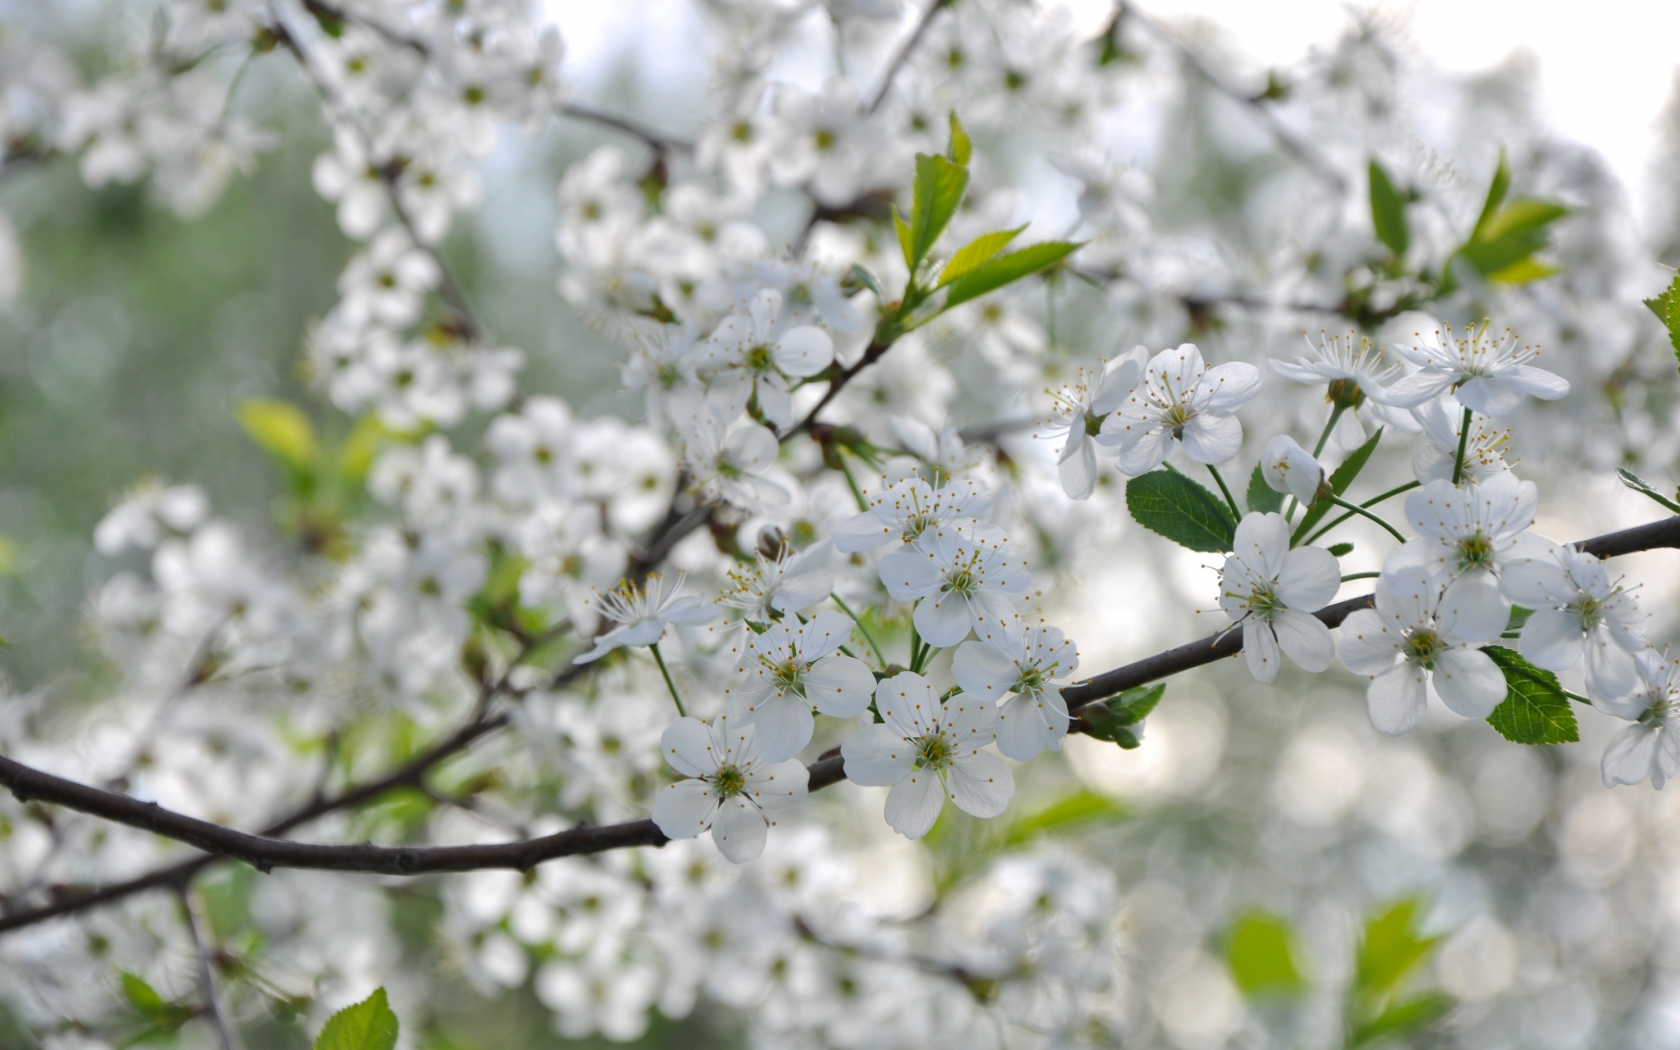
[558,102,693,155]
[178,885,241,1050]
[867,0,955,113]
[3,516,1673,906]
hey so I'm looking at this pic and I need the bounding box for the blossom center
[914,734,953,770]
[713,763,747,798]
[1327,377,1365,409]
[1454,530,1495,573]
[1403,627,1445,668]
[744,344,774,373]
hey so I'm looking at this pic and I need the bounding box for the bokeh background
[5,0,1680,1047]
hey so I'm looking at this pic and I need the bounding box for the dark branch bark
[2,516,1674,930]
[866,0,955,113]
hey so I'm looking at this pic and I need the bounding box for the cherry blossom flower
[94,480,209,555]
[1337,564,1509,735]
[572,574,717,664]
[1218,513,1341,683]
[338,227,441,329]
[832,475,993,553]
[841,672,1013,839]
[951,625,1080,760]
[1411,396,1513,486]
[1041,350,1144,499]
[718,541,834,622]
[1384,321,1569,417]
[1270,331,1418,449]
[1596,647,1680,790]
[651,714,807,862]
[678,415,786,509]
[877,524,1031,647]
[724,610,875,761]
[1260,435,1324,506]
[693,288,834,429]
[1500,541,1647,698]
[1095,343,1262,475]
[1399,473,1541,606]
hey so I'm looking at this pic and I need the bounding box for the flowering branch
[4,516,1673,906]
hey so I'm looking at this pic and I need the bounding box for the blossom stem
[648,643,686,717]
[1562,689,1594,705]
[1341,571,1382,581]
[1303,480,1421,545]
[832,595,887,666]
[1206,464,1243,521]
[1450,405,1474,485]
[1312,403,1347,458]
[1323,496,1407,544]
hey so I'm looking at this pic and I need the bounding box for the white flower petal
[743,693,815,763]
[1180,412,1243,464]
[1367,664,1428,735]
[1272,607,1335,672]
[948,751,1014,818]
[1432,647,1506,719]
[651,779,718,839]
[883,772,946,839]
[803,654,876,717]
[841,723,917,786]
[710,795,769,862]
[661,717,718,777]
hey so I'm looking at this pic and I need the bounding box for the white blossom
[1270,330,1418,449]
[572,574,717,664]
[1096,343,1262,475]
[878,524,1031,647]
[1337,564,1509,735]
[1596,648,1680,790]
[952,625,1080,760]
[1218,513,1341,683]
[841,671,1013,839]
[692,288,833,429]
[724,609,875,761]
[651,714,807,862]
[832,475,993,553]
[1500,541,1647,698]
[1259,435,1324,506]
[1041,350,1144,499]
[1384,321,1570,417]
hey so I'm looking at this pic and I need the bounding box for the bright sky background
[546,0,1680,222]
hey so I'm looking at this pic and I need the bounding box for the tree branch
[867,0,955,113]
[3,516,1673,906]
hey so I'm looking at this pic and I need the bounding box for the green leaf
[1002,790,1127,846]
[937,226,1026,288]
[1290,427,1383,543]
[314,988,399,1050]
[1471,150,1511,241]
[1482,645,1579,744]
[1502,605,1533,638]
[1368,160,1409,258]
[0,535,17,576]
[945,111,972,166]
[1616,467,1680,514]
[1348,992,1454,1050]
[1355,898,1440,1004]
[1645,273,1680,366]
[1126,471,1236,552]
[1326,542,1354,557]
[1225,911,1307,999]
[904,153,969,271]
[237,398,319,472]
[847,262,886,300]
[1477,197,1570,243]
[892,204,914,272]
[941,240,1083,309]
[1246,462,1284,515]
[121,972,167,1017]
[1081,683,1165,749]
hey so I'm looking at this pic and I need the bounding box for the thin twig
[4,516,1674,890]
[1117,0,1345,191]
[558,102,693,154]
[867,0,954,113]
[177,885,241,1050]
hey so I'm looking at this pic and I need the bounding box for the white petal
[840,723,916,786]
[995,695,1050,761]
[914,593,974,647]
[803,655,876,717]
[1382,371,1456,408]
[1506,364,1569,401]
[1367,664,1428,735]
[1456,376,1523,418]
[1338,609,1399,674]
[878,548,940,603]
[883,771,946,839]
[1601,722,1660,787]
[1058,440,1099,500]
[1114,430,1171,475]
[1432,647,1506,719]
[875,671,939,737]
[744,758,808,810]
[1180,412,1243,464]
[661,717,719,777]
[743,694,815,763]
[948,750,1014,818]
[710,796,769,862]
[725,424,780,471]
[1519,608,1583,671]
[772,326,834,377]
[952,641,1016,702]
[833,511,895,553]
[1272,608,1335,672]
[1583,633,1639,700]
[1438,577,1509,645]
[1244,621,1280,683]
[1201,362,1263,411]
[796,608,853,660]
[651,779,718,839]
[1277,546,1341,611]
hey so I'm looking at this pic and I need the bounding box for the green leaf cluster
[1347,899,1453,1048]
[1644,273,1680,368]
[1080,683,1164,749]
[1482,645,1579,745]
[1126,471,1236,551]
[119,971,198,1042]
[314,987,400,1050]
[1245,462,1284,514]
[1440,151,1568,292]
[880,112,1080,335]
[1225,911,1307,999]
